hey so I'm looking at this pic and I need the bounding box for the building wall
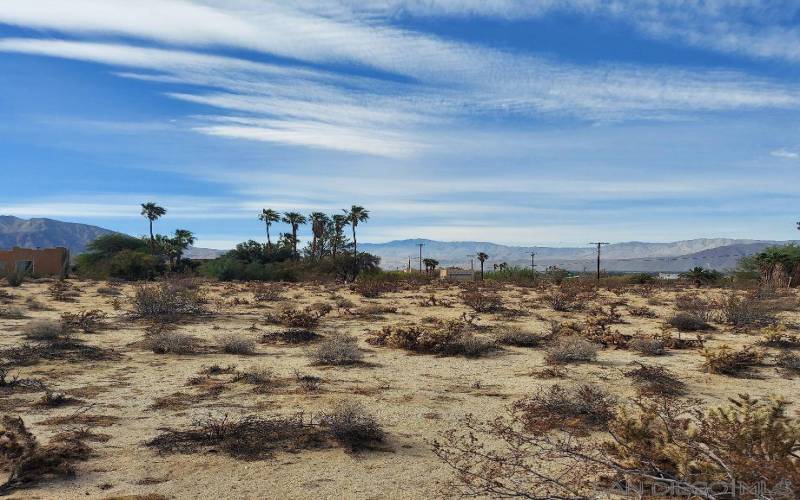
[0,247,69,277]
[439,268,475,282]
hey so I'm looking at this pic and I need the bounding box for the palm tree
[282,212,307,259]
[477,252,489,280]
[309,212,329,259]
[172,229,195,268]
[331,214,348,259]
[258,209,280,247]
[423,258,439,275]
[140,202,166,251]
[344,205,369,257]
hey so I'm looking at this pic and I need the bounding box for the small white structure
[439,267,475,282]
[658,273,680,280]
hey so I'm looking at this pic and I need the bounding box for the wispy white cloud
[770,148,799,160]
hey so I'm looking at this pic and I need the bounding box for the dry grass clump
[251,283,284,303]
[0,306,25,319]
[96,285,121,296]
[322,401,386,452]
[260,328,320,345]
[544,335,598,365]
[352,276,397,298]
[0,415,91,495]
[718,293,777,329]
[367,322,495,357]
[353,303,398,318]
[293,370,322,392]
[674,293,716,322]
[776,351,800,376]
[22,320,65,342]
[627,305,657,318]
[628,336,666,356]
[493,327,545,347]
[264,306,329,329]
[758,324,800,349]
[666,312,711,332]
[513,384,616,433]
[233,366,275,386]
[623,363,687,396]
[47,281,77,302]
[542,287,584,312]
[308,333,364,365]
[701,345,764,376]
[216,333,256,355]
[460,289,504,313]
[131,282,206,321]
[147,331,202,355]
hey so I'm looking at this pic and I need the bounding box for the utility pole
[529,250,537,271]
[589,242,609,284]
[417,243,424,273]
[407,256,411,273]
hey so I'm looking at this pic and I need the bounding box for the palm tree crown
[258,208,280,246]
[140,202,166,249]
[282,212,307,259]
[344,205,369,257]
[477,252,489,280]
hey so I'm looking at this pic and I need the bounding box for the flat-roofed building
[439,267,475,282]
[0,247,69,278]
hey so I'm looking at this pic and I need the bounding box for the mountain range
[0,216,794,272]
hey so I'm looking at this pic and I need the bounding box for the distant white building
[658,273,680,280]
[440,267,475,282]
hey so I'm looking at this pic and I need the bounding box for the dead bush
[322,401,385,452]
[293,370,322,392]
[352,276,397,298]
[667,312,711,331]
[251,283,284,303]
[775,351,800,376]
[513,384,617,433]
[260,328,320,345]
[494,327,545,347]
[47,281,77,302]
[542,287,584,312]
[367,322,495,357]
[460,289,504,313]
[0,415,91,495]
[702,344,764,376]
[627,305,657,318]
[628,336,666,356]
[60,309,107,334]
[624,363,687,396]
[354,303,397,318]
[674,293,716,322]
[131,282,206,321]
[233,366,275,386]
[22,320,67,343]
[719,293,777,329]
[544,335,598,365]
[216,333,256,355]
[147,331,201,354]
[0,307,25,319]
[758,324,800,349]
[264,307,328,329]
[308,333,364,365]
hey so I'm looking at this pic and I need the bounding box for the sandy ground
[0,278,797,499]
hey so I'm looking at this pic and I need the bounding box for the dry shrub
[776,351,800,375]
[293,370,322,392]
[702,344,764,376]
[667,312,711,331]
[265,306,328,329]
[147,413,327,459]
[544,335,598,365]
[542,288,582,312]
[758,324,800,348]
[352,276,397,298]
[367,322,495,357]
[0,307,25,319]
[628,336,666,356]
[627,305,657,318]
[309,333,364,365]
[96,286,120,296]
[719,293,777,329]
[199,363,237,375]
[24,296,52,311]
[22,320,67,343]
[354,303,397,318]
[260,328,320,345]
[233,366,274,386]
[4,272,23,288]
[131,282,206,321]
[251,283,284,303]
[460,289,504,312]
[216,333,255,355]
[47,281,77,301]
[624,363,687,396]
[674,293,716,322]
[322,401,385,452]
[494,327,545,347]
[60,309,107,333]
[513,384,616,433]
[433,394,800,499]
[0,415,91,495]
[147,331,201,354]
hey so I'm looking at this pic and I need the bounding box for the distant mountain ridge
[0,216,220,259]
[361,238,796,272]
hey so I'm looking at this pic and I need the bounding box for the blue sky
[1,1,799,248]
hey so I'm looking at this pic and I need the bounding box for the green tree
[140,202,166,250]
[258,208,281,247]
[423,258,439,275]
[331,214,349,259]
[680,266,722,286]
[477,252,489,280]
[282,212,307,259]
[309,212,329,259]
[344,205,369,257]
[171,229,195,268]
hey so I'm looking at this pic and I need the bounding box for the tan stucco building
[0,247,69,277]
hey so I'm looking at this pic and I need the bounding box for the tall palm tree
[258,209,280,247]
[309,212,329,259]
[140,202,166,251]
[331,214,348,259]
[282,212,307,259]
[344,205,369,258]
[477,252,489,280]
[423,258,439,275]
[172,229,195,268]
